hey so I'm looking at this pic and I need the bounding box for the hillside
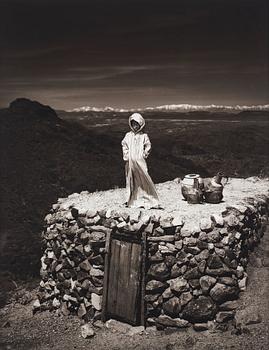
[0,99,123,277]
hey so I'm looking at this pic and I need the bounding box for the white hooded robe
[121,113,160,209]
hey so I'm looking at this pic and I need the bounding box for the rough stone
[162,287,174,299]
[184,267,201,280]
[148,262,170,281]
[81,324,95,338]
[183,237,197,246]
[206,266,233,277]
[224,214,240,227]
[184,246,201,255]
[198,260,206,274]
[169,277,189,293]
[207,230,221,243]
[195,249,209,263]
[32,299,41,312]
[148,235,175,242]
[211,214,224,227]
[193,323,209,331]
[216,311,235,323]
[181,296,217,323]
[218,277,237,286]
[163,244,176,255]
[180,227,192,237]
[219,300,239,311]
[127,326,145,336]
[188,279,200,289]
[214,247,226,258]
[90,268,104,277]
[145,294,160,303]
[91,293,102,310]
[157,315,189,328]
[200,218,213,232]
[149,252,164,263]
[105,319,132,333]
[210,283,239,303]
[175,240,183,250]
[199,275,217,293]
[207,254,224,269]
[179,292,193,306]
[170,264,182,278]
[146,280,167,294]
[163,297,181,316]
[172,216,185,227]
[164,255,177,268]
[238,275,248,291]
[78,303,87,318]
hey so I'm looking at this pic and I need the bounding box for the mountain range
[69,103,269,113]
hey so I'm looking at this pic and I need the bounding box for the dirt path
[1,225,268,350]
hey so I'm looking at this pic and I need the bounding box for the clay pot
[181,174,203,200]
[181,174,203,204]
[204,174,224,204]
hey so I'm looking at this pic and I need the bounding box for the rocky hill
[0,99,124,277]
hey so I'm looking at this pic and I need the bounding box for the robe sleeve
[121,134,129,161]
[143,134,151,158]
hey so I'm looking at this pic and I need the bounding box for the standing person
[121,113,160,209]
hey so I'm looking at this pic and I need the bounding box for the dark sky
[0,0,268,109]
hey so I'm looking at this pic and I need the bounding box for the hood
[129,113,145,133]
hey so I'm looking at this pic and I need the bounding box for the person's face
[131,120,140,132]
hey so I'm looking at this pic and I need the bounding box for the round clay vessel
[181,174,203,200]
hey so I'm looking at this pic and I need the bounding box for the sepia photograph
[0,0,268,349]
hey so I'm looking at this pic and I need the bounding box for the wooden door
[102,231,146,326]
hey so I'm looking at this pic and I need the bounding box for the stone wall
[37,193,268,330]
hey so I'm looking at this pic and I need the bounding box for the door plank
[103,234,144,325]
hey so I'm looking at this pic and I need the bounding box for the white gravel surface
[60,177,269,223]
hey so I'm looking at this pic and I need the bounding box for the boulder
[195,249,209,263]
[81,324,95,338]
[209,283,239,303]
[184,267,201,280]
[163,297,181,316]
[211,214,224,227]
[179,292,193,306]
[148,263,170,281]
[224,214,240,227]
[170,264,183,278]
[219,300,239,311]
[181,296,217,322]
[157,315,189,328]
[207,254,224,269]
[175,240,183,250]
[91,293,102,310]
[199,275,217,293]
[169,277,189,293]
[105,319,132,333]
[162,287,174,299]
[184,246,201,255]
[199,218,213,232]
[146,280,167,294]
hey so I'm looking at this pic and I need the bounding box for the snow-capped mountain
[68,104,269,113]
